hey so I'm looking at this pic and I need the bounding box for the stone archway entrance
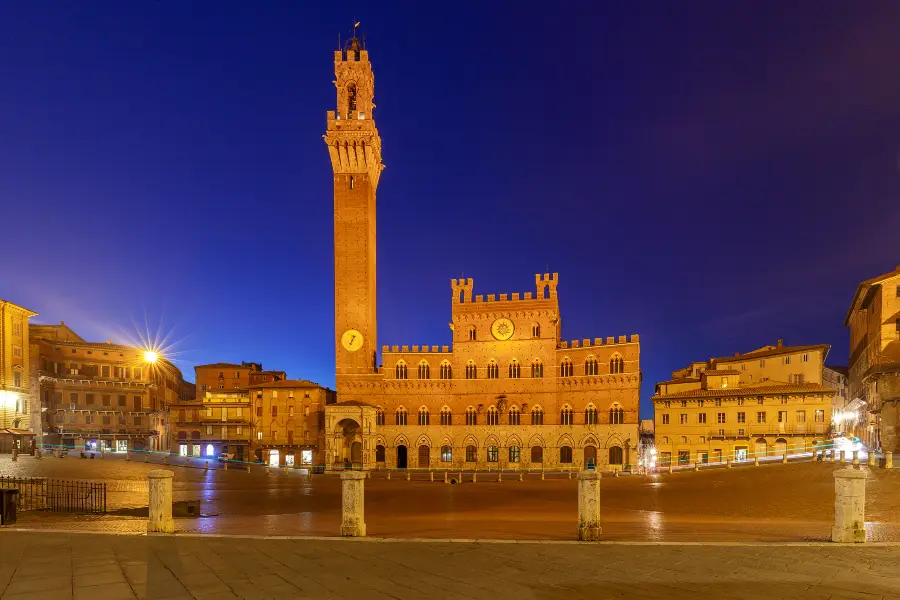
[397,445,408,469]
[334,418,362,469]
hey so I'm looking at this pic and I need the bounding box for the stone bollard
[827,450,832,462]
[782,453,788,464]
[387,469,391,480]
[472,471,477,483]
[726,459,732,469]
[406,470,411,481]
[841,450,848,464]
[885,452,893,469]
[265,466,270,474]
[541,470,545,481]
[144,454,149,463]
[246,464,251,473]
[568,470,573,480]
[56,447,62,458]
[224,461,228,471]
[366,470,371,479]
[429,471,434,482]
[614,469,619,478]
[694,463,699,472]
[832,468,867,543]
[147,470,175,534]
[205,461,209,471]
[754,456,759,466]
[852,451,860,466]
[340,470,367,537]
[444,471,449,484]
[576,471,602,541]
[668,464,673,474]
[519,471,524,482]
[35,448,41,460]
[11,449,18,462]
[163,454,168,465]
[126,451,131,462]
[498,470,502,483]
[306,469,312,481]
[867,453,875,467]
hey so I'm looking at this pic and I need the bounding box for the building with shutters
[322,35,641,472]
[30,322,189,452]
[652,340,834,466]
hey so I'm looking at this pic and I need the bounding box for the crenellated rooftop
[557,335,639,350]
[451,273,559,305]
[383,345,451,354]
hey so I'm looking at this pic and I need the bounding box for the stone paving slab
[1,531,900,599]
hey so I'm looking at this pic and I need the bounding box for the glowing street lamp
[0,390,18,429]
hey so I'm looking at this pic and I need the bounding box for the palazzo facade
[323,38,640,471]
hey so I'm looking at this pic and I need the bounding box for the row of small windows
[376,405,625,426]
[374,444,624,465]
[467,325,542,341]
[394,356,626,380]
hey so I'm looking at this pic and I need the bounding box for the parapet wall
[557,334,640,350]
[451,273,559,304]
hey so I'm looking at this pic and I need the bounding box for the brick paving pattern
[4,455,900,542]
[1,531,899,599]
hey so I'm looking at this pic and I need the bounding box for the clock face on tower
[341,329,364,352]
[491,318,515,341]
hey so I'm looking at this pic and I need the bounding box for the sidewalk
[1,531,899,599]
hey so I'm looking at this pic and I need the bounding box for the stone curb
[6,527,900,547]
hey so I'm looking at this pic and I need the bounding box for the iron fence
[0,476,106,514]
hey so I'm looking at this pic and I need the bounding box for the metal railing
[0,476,106,514]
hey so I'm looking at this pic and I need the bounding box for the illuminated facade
[31,323,188,452]
[823,365,852,434]
[168,378,334,465]
[0,299,38,452]
[845,265,900,451]
[324,38,641,472]
[652,341,834,465]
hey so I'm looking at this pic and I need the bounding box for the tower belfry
[326,28,383,390]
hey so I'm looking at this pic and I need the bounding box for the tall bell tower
[325,33,383,393]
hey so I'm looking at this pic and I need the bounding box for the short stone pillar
[386,469,391,480]
[429,471,434,482]
[826,450,832,462]
[782,453,788,464]
[519,471,524,481]
[35,447,41,460]
[694,463,700,471]
[726,459,732,469]
[754,456,759,466]
[126,451,131,462]
[852,451,860,466]
[147,470,175,534]
[832,469,867,543]
[246,464,251,473]
[472,471,477,483]
[577,470,602,541]
[56,447,62,458]
[498,470,502,482]
[340,470,366,537]
[11,449,17,462]
[540,470,545,481]
[841,450,847,464]
[667,464,673,474]
[406,470,410,481]
[205,461,209,471]
[144,454,149,463]
[163,454,168,464]
[444,471,449,484]
[867,453,875,467]
[885,452,893,469]
[223,461,228,471]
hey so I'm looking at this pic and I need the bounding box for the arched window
[560,446,573,463]
[418,361,430,380]
[585,357,598,376]
[508,359,520,379]
[531,406,544,425]
[440,361,452,380]
[347,83,357,118]
[508,405,520,425]
[531,446,543,463]
[509,446,521,463]
[395,407,407,426]
[560,406,573,425]
[584,405,598,425]
[487,406,499,426]
[440,445,452,462]
[177,431,187,440]
[560,358,573,377]
[466,360,477,379]
[487,446,499,462]
[532,323,540,338]
[375,445,386,462]
[465,445,477,462]
[418,407,430,426]
[532,359,543,378]
[681,436,689,444]
[465,407,477,426]
[487,360,499,379]
[609,405,624,424]
[610,354,625,374]
[468,326,477,341]
[375,408,385,426]
[395,360,408,380]
[662,436,669,444]
[609,446,623,465]
[205,444,215,457]
[440,406,452,426]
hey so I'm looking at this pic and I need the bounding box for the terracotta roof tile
[651,382,834,400]
[704,369,741,375]
[713,344,829,364]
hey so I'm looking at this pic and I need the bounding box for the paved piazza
[4,454,900,542]
[0,531,899,599]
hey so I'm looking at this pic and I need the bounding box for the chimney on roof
[734,352,740,357]
[60,321,64,326]
[777,339,784,348]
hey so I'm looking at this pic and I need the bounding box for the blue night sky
[2,2,899,417]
